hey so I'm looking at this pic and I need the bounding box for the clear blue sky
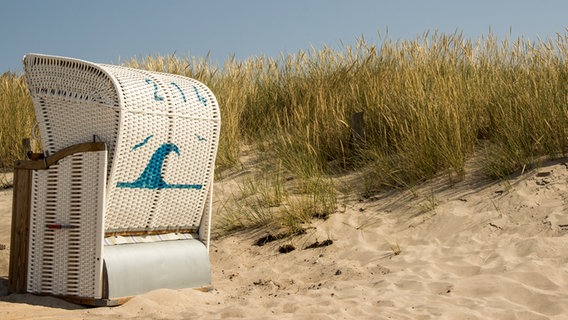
[1,0,567,73]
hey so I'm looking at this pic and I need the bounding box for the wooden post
[350,111,366,149]
[8,164,32,293]
[22,138,31,155]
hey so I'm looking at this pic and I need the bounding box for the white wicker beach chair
[8,54,220,305]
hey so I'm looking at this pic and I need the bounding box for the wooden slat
[8,167,32,294]
[350,111,366,148]
[104,228,198,238]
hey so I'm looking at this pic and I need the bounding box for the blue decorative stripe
[145,79,164,101]
[193,86,207,106]
[170,82,187,102]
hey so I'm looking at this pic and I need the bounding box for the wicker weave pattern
[27,151,106,297]
[24,56,120,172]
[98,64,220,236]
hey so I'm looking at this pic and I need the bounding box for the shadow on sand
[0,277,85,310]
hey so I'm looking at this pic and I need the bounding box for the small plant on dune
[217,171,338,237]
[280,196,314,235]
[298,177,338,220]
[216,191,277,234]
[390,241,402,256]
[260,177,338,236]
[216,161,292,234]
[381,237,402,257]
[418,189,439,214]
[0,172,9,189]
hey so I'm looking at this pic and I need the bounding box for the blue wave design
[132,135,153,150]
[117,143,203,190]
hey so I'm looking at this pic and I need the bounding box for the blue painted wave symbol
[117,143,202,190]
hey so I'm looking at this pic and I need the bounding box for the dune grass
[1,31,568,233]
[153,31,567,186]
[0,72,35,187]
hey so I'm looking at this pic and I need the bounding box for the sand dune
[1,161,568,319]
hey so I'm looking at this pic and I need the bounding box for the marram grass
[0,72,35,187]
[1,31,568,231]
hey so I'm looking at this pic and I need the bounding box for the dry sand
[1,160,568,319]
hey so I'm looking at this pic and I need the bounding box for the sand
[1,160,568,319]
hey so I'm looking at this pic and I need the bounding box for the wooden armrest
[14,142,106,170]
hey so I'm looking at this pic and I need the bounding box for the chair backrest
[23,54,221,246]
